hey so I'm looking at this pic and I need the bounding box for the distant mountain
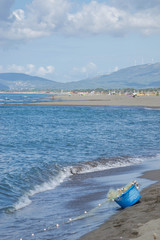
[0,73,64,90]
[0,63,160,90]
[67,63,160,89]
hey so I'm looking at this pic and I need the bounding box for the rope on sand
[68,199,110,222]
[19,198,110,239]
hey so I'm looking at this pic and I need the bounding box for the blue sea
[0,93,160,240]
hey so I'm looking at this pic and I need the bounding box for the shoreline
[79,169,160,240]
[23,95,160,108]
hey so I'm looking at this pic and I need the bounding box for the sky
[0,0,160,82]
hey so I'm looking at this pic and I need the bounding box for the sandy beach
[79,170,160,240]
[24,95,160,108]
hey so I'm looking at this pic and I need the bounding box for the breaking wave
[5,155,146,213]
[69,156,143,174]
[6,168,72,213]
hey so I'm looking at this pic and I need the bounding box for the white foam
[29,167,71,196]
[13,195,32,211]
[77,157,143,174]
[13,168,72,211]
[11,155,157,212]
[144,107,160,110]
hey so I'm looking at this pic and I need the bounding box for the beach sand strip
[25,95,160,108]
[79,169,160,240]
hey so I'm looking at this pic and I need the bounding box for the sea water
[0,93,160,240]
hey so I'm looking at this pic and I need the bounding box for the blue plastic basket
[114,185,141,208]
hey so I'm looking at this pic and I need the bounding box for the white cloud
[66,1,160,36]
[113,66,119,72]
[25,64,36,75]
[8,64,25,73]
[72,62,97,78]
[27,0,70,28]
[37,66,55,76]
[0,64,55,77]
[11,9,25,22]
[66,2,128,36]
[1,0,160,44]
[0,0,70,43]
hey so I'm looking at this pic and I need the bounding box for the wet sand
[79,170,160,240]
[25,95,160,108]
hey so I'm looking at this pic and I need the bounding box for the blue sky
[0,0,160,82]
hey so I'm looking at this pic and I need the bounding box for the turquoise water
[0,93,160,240]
